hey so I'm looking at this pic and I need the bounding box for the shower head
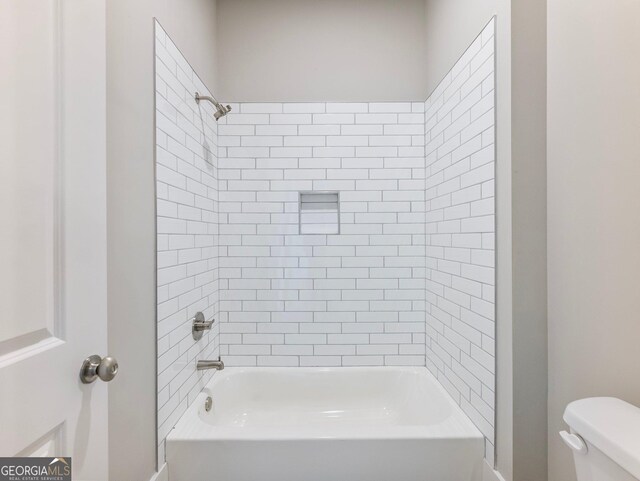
[194,92,232,121]
[213,103,231,120]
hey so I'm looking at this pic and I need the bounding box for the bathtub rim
[166,366,484,442]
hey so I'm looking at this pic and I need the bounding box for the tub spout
[197,357,224,371]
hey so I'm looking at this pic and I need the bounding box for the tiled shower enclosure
[155,17,496,464]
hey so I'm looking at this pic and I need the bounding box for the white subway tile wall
[424,19,496,460]
[155,22,220,464]
[217,101,427,368]
[154,17,496,467]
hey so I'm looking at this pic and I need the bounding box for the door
[0,1,109,479]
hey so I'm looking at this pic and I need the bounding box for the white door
[0,1,109,479]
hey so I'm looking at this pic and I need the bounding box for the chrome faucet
[196,357,224,371]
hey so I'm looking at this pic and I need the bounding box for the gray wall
[216,0,427,102]
[106,1,218,480]
[511,0,547,479]
[423,0,500,98]
[547,1,640,480]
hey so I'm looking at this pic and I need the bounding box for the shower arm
[194,91,232,121]
[195,92,223,109]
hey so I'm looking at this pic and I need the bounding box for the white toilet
[561,397,640,481]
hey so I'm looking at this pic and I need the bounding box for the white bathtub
[166,367,483,481]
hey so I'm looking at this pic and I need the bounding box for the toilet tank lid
[564,397,640,479]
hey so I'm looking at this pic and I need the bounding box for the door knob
[80,355,119,384]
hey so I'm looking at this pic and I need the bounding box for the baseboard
[149,463,168,481]
[483,460,508,481]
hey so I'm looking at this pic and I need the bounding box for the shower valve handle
[192,312,215,340]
